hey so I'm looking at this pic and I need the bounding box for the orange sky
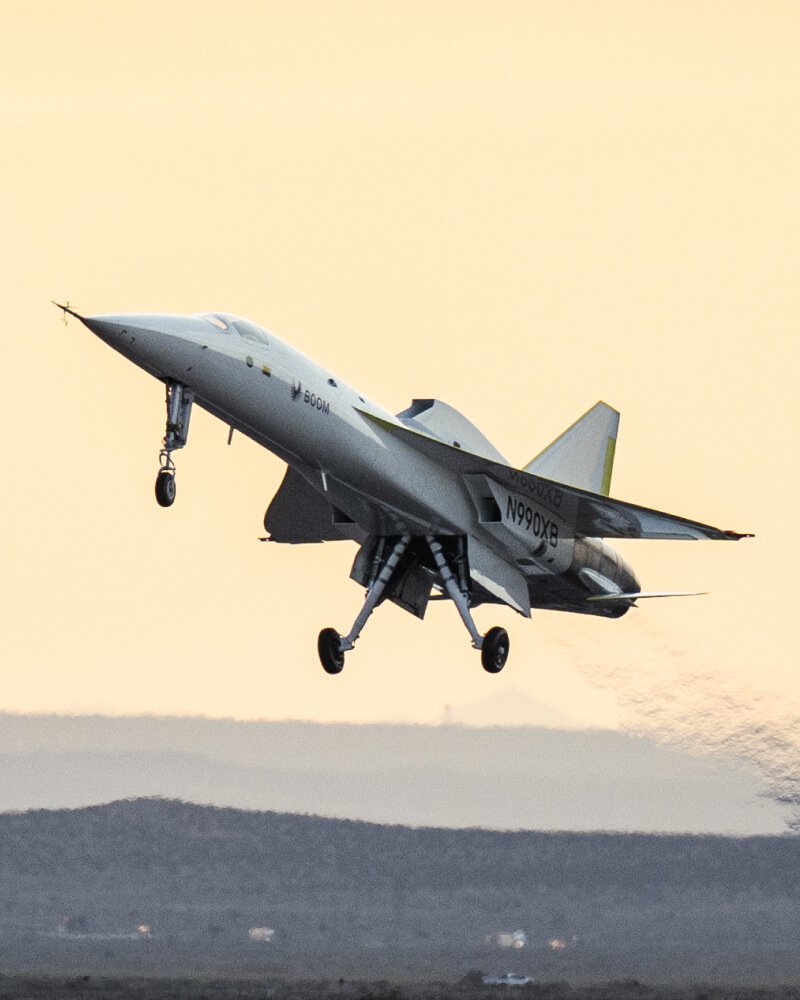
[1,4,798,754]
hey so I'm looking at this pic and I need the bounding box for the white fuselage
[86,312,482,531]
[81,311,638,616]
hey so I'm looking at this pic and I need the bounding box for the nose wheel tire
[155,470,176,508]
[318,628,345,675]
[481,626,510,673]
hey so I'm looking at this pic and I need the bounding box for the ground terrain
[0,976,797,1000]
[0,799,798,984]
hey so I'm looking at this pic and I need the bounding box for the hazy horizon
[0,711,789,835]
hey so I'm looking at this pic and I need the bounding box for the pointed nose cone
[80,314,128,345]
[77,313,161,374]
[74,312,201,381]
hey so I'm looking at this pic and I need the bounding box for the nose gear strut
[155,381,194,507]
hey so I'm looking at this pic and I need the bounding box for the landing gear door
[350,536,431,620]
[350,536,378,589]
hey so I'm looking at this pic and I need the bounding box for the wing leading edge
[356,409,752,542]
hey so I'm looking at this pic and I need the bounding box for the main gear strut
[318,534,411,674]
[425,535,510,672]
[317,533,510,675]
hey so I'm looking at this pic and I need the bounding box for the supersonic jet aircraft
[55,303,752,675]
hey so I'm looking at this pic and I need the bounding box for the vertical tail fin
[524,401,619,496]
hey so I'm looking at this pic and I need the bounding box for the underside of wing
[264,466,358,543]
[264,465,434,543]
[556,491,750,541]
[357,409,752,542]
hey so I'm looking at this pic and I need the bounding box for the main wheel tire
[155,470,176,507]
[481,626,510,673]
[318,627,345,675]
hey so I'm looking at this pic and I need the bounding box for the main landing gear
[317,534,510,675]
[155,381,194,508]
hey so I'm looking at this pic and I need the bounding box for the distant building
[489,930,527,949]
[548,935,578,951]
[54,917,152,941]
[248,927,275,943]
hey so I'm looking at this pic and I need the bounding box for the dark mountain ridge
[2,797,796,892]
[1,798,799,980]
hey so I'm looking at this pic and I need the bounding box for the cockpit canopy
[200,314,270,345]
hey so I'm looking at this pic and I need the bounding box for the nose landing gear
[155,382,193,507]
[155,462,177,507]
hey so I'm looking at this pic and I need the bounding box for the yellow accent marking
[262,365,271,377]
[601,436,616,496]
[524,401,619,468]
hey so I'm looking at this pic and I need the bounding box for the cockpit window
[203,315,230,331]
[232,320,269,346]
